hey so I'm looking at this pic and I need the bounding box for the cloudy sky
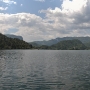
[0,0,90,42]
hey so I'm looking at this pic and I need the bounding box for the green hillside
[5,34,23,40]
[30,37,90,46]
[0,33,32,49]
[49,39,87,50]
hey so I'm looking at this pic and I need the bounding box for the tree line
[0,33,32,49]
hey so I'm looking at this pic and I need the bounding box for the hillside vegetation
[39,39,87,50]
[30,37,90,46]
[50,39,87,50]
[0,33,32,49]
[0,33,89,50]
[5,34,23,40]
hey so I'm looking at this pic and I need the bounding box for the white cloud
[20,4,23,6]
[0,13,47,41]
[0,7,8,10]
[39,0,90,36]
[1,0,17,4]
[61,0,87,12]
[34,0,45,2]
[0,0,90,42]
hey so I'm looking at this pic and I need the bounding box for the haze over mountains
[38,39,86,50]
[5,34,23,40]
[0,33,89,50]
[0,33,32,49]
[5,34,90,46]
[30,37,90,46]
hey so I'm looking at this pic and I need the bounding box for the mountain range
[30,37,90,46]
[5,34,23,40]
[0,33,90,50]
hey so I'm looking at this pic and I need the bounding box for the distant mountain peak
[5,34,23,40]
[30,37,90,46]
[0,33,32,49]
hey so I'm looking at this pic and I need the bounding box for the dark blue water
[0,50,90,90]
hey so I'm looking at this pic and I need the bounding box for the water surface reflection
[0,50,90,90]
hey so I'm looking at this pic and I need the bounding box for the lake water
[0,50,90,90]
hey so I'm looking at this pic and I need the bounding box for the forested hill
[5,34,23,40]
[30,37,90,46]
[0,33,32,49]
[38,39,87,50]
[50,39,87,50]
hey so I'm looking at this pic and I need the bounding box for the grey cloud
[0,0,90,42]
